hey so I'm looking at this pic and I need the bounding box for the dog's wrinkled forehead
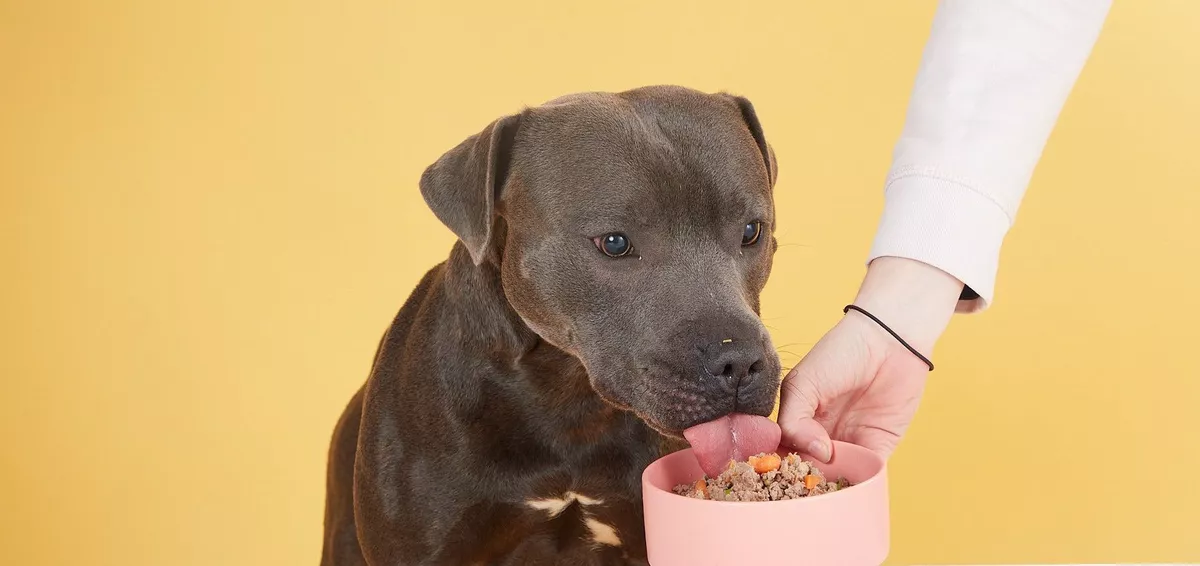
[505,88,774,231]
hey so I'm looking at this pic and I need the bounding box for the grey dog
[321,85,783,565]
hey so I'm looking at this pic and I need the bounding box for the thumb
[777,360,834,463]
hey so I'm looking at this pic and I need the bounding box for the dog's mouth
[682,413,781,477]
[585,350,783,478]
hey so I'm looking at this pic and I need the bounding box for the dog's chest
[522,487,635,544]
[505,437,688,563]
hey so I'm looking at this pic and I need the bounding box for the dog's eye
[594,233,633,257]
[742,221,762,246]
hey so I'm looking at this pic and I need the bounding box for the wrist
[850,256,963,355]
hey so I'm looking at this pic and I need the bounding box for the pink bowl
[641,441,889,566]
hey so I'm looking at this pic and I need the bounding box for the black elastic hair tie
[843,305,934,372]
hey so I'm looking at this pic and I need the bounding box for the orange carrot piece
[803,474,820,490]
[749,453,781,474]
[695,478,708,498]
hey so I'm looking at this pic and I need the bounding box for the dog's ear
[721,94,778,188]
[419,113,522,265]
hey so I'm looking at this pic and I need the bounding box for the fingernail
[807,440,831,462]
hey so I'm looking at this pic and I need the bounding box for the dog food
[672,452,851,502]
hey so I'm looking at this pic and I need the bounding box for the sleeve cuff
[866,171,1013,313]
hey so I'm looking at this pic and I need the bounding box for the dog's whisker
[772,342,810,350]
[775,347,814,355]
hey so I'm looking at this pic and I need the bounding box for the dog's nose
[701,341,766,388]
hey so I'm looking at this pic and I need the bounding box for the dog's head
[420,85,782,435]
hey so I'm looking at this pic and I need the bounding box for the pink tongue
[683,414,782,478]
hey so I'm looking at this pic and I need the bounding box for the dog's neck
[436,243,639,446]
[438,243,538,358]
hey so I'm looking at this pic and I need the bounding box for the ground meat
[672,453,851,501]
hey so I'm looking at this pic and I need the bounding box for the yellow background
[3,1,1198,564]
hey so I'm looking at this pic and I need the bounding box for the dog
[321,85,784,565]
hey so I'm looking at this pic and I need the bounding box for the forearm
[868,0,1112,313]
[852,257,962,356]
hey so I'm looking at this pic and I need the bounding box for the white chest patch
[525,491,620,547]
[584,518,622,547]
[524,491,604,517]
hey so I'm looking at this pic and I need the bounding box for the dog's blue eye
[742,221,762,246]
[596,233,632,257]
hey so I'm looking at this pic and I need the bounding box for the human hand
[777,257,963,461]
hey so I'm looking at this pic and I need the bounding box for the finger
[784,416,834,463]
[777,365,834,463]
